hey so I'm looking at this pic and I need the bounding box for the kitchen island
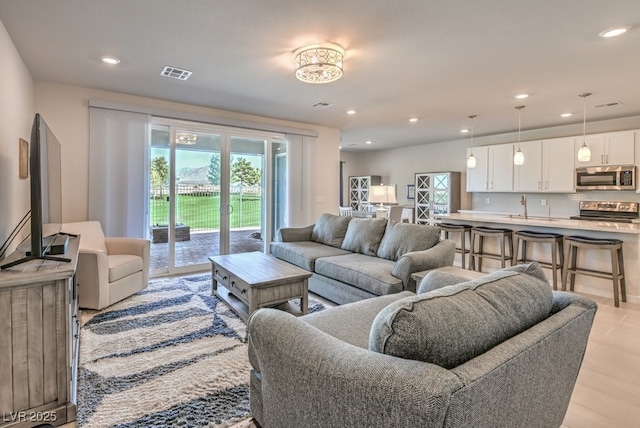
[439,211,640,304]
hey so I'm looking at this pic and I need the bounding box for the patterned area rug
[77,273,325,427]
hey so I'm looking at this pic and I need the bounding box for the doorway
[149,119,285,276]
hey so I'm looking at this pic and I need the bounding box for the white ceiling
[1,0,639,151]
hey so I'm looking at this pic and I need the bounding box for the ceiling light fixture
[599,26,631,38]
[460,128,470,133]
[409,118,418,123]
[577,92,592,162]
[365,140,372,145]
[346,110,356,115]
[513,105,526,166]
[561,113,572,117]
[294,43,344,84]
[466,115,477,169]
[514,94,529,99]
[101,56,120,65]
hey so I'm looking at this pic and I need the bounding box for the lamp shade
[369,185,397,204]
[467,154,477,168]
[577,144,591,162]
[513,149,525,165]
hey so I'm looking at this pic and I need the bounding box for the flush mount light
[101,56,120,65]
[514,94,529,99]
[346,110,356,115]
[409,118,418,123]
[599,26,631,38]
[294,43,344,84]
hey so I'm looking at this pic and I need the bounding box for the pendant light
[577,92,592,162]
[466,114,477,168]
[513,105,525,165]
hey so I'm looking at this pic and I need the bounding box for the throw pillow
[369,262,553,369]
[340,218,388,256]
[377,221,441,261]
[311,213,352,248]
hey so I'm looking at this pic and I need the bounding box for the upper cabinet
[575,131,635,167]
[514,137,575,193]
[466,145,513,192]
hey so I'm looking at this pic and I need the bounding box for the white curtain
[88,108,149,238]
[285,133,316,227]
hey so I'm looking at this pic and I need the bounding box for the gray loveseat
[270,213,455,304]
[248,262,597,428]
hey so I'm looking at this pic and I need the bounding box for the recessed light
[365,140,372,145]
[409,118,418,123]
[460,128,470,133]
[599,26,631,38]
[339,145,343,149]
[560,113,572,117]
[101,56,120,65]
[514,94,529,99]
[346,110,356,115]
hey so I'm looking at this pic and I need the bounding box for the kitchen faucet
[521,194,527,219]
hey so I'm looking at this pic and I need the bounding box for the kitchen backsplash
[469,191,640,218]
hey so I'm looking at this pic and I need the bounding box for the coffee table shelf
[209,251,312,321]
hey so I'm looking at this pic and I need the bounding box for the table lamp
[368,184,397,218]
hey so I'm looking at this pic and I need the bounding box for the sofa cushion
[369,262,553,369]
[377,222,441,261]
[315,253,403,296]
[311,213,351,248]
[108,254,143,282]
[270,241,351,271]
[340,218,387,256]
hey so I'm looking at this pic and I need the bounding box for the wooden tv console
[0,237,80,427]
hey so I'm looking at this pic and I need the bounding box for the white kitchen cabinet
[543,137,575,192]
[466,145,513,192]
[488,144,514,192]
[514,140,543,192]
[466,146,489,192]
[575,131,634,166]
[514,137,575,193]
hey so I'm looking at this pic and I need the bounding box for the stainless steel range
[570,201,640,223]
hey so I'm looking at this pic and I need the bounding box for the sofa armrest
[75,249,110,309]
[392,239,455,292]
[275,224,314,242]
[248,308,461,428]
[105,237,150,258]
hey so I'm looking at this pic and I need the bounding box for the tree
[231,157,261,186]
[150,156,169,198]
[207,153,221,186]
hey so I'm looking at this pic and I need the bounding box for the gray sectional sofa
[248,262,597,427]
[270,213,455,304]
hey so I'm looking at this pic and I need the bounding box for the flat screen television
[1,113,70,269]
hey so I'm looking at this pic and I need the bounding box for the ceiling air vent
[593,101,621,108]
[313,102,333,108]
[161,66,192,81]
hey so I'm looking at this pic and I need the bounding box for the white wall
[0,20,34,256]
[33,81,341,226]
[341,115,640,215]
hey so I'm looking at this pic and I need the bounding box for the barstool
[513,230,564,290]
[470,226,514,272]
[563,235,626,307]
[439,223,473,269]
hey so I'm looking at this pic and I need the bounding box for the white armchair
[61,221,150,309]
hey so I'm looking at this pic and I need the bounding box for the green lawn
[150,194,261,229]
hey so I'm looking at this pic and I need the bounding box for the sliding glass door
[149,119,285,276]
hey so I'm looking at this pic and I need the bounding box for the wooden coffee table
[209,251,312,321]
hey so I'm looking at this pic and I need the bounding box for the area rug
[77,273,326,427]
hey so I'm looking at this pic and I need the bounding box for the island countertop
[439,211,640,235]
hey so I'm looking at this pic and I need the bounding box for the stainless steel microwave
[575,165,636,190]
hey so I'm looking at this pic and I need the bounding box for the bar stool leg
[470,232,476,271]
[610,248,620,307]
[499,235,506,269]
[550,239,558,290]
[508,234,514,266]
[460,231,467,270]
[569,245,578,292]
[618,246,627,303]
[478,235,484,272]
